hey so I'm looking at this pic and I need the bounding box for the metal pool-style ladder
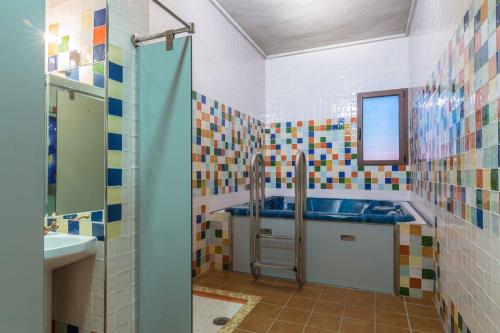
[249,151,307,287]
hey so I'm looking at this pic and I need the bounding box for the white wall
[149,0,266,120]
[409,0,473,87]
[265,37,410,123]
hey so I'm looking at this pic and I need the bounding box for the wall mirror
[45,74,105,216]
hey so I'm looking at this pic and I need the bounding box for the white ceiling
[215,0,413,56]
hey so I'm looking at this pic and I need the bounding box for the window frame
[357,88,408,166]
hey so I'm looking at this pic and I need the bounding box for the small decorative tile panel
[192,92,264,197]
[264,119,411,190]
[398,223,434,299]
[46,3,107,88]
[46,210,104,241]
[192,205,232,277]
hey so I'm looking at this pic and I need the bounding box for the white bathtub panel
[232,216,395,293]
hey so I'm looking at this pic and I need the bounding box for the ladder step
[258,234,294,241]
[253,262,296,271]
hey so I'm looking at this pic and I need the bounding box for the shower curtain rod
[131,0,195,50]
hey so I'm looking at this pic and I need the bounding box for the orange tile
[340,318,374,333]
[308,313,341,331]
[409,225,421,235]
[269,321,304,333]
[93,25,106,45]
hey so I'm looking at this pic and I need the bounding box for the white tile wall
[107,0,148,332]
[149,0,266,120]
[408,0,474,88]
[265,37,410,123]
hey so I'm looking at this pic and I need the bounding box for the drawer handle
[341,234,356,241]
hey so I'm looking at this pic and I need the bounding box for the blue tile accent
[66,68,79,81]
[108,97,123,116]
[108,62,123,82]
[107,204,122,222]
[92,223,104,241]
[68,220,79,235]
[91,210,103,222]
[48,55,58,72]
[93,72,104,88]
[94,8,106,27]
[108,168,122,186]
[108,133,123,151]
[93,44,106,62]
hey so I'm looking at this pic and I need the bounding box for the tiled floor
[193,270,445,333]
[193,294,243,333]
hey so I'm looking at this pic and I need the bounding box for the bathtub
[226,196,416,294]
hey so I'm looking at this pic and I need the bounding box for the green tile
[93,62,104,75]
[422,236,433,247]
[58,35,69,52]
[492,169,498,191]
[399,287,410,296]
[422,269,435,279]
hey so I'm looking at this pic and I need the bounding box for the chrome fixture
[43,220,59,235]
[249,151,307,287]
[131,0,195,50]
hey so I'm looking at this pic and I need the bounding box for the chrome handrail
[249,152,265,280]
[295,151,307,287]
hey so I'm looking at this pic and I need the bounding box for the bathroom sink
[44,232,97,269]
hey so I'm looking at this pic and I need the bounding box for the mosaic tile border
[192,285,261,333]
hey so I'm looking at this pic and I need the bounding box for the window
[357,89,408,165]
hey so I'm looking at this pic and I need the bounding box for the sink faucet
[44,220,59,235]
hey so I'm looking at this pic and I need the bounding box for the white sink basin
[44,232,97,270]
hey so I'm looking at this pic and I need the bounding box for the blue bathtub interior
[226,196,414,224]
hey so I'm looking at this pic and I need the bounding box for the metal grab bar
[295,151,307,287]
[249,152,265,280]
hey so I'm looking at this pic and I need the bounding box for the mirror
[46,74,105,216]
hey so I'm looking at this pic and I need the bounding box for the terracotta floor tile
[303,282,326,291]
[375,294,404,303]
[320,292,347,304]
[220,284,243,293]
[376,299,406,314]
[323,286,348,298]
[340,318,375,333]
[237,314,274,333]
[269,284,297,295]
[343,305,375,322]
[348,289,375,299]
[278,307,311,324]
[226,278,253,288]
[287,296,316,311]
[304,326,339,333]
[346,295,375,309]
[375,323,410,333]
[409,316,445,333]
[250,303,282,318]
[404,296,435,306]
[375,310,409,328]
[405,303,439,319]
[294,287,322,300]
[314,301,345,316]
[307,312,342,330]
[268,320,305,333]
[241,287,268,297]
[260,291,290,306]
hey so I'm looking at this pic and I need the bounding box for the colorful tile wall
[410,0,500,331]
[106,44,124,241]
[264,119,412,190]
[46,211,105,241]
[192,205,231,277]
[192,91,264,197]
[47,5,106,88]
[398,223,435,299]
[411,1,500,237]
